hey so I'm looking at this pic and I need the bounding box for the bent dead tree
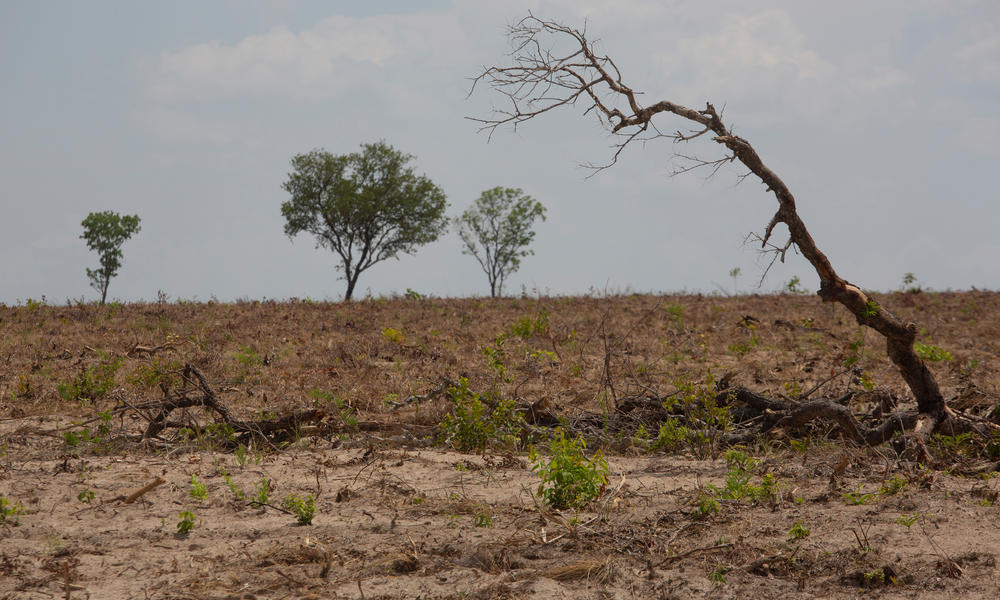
[473,15,997,451]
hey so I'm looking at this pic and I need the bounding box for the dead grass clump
[537,556,617,583]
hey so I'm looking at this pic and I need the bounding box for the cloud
[146,12,469,103]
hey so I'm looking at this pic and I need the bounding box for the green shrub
[281,494,316,525]
[438,377,524,452]
[58,356,122,403]
[530,429,609,510]
[177,510,196,534]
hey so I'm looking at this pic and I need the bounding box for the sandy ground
[3,416,1000,599]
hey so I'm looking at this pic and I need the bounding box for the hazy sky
[2,0,997,304]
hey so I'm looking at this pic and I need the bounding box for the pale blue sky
[2,0,997,303]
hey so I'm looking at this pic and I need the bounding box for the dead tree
[471,14,996,451]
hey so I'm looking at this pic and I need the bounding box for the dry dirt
[2,291,1000,598]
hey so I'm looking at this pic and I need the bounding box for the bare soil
[2,291,999,598]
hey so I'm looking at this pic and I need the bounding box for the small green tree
[80,211,141,305]
[456,187,546,297]
[280,142,449,301]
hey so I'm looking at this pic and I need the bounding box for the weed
[473,511,493,528]
[894,513,920,531]
[862,569,885,586]
[530,429,609,510]
[880,475,907,496]
[129,357,182,389]
[694,492,721,518]
[189,475,208,500]
[666,372,732,457]
[281,494,316,525]
[863,300,879,319]
[665,303,684,327]
[405,288,422,300]
[254,479,270,504]
[235,345,263,367]
[0,497,24,525]
[381,327,405,345]
[77,490,95,504]
[309,389,358,431]
[177,510,196,534]
[62,410,114,453]
[58,356,122,404]
[714,449,779,502]
[784,276,808,295]
[509,309,549,339]
[481,334,511,383]
[708,567,727,585]
[649,418,693,453]
[914,341,952,362]
[789,521,810,540]
[931,433,973,457]
[901,272,921,293]
[843,485,878,506]
[223,475,245,501]
[438,377,524,452]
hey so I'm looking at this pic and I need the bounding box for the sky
[1,0,997,304]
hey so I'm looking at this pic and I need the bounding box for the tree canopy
[456,187,546,297]
[280,142,449,300]
[80,210,141,305]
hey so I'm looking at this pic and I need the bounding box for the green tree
[456,187,546,297]
[280,142,449,301]
[80,211,141,305]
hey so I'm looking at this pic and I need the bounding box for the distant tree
[280,142,449,301]
[80,211,141,305]
[456,187,546,297]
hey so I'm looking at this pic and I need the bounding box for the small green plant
[843,485,878,505]
[405,288,423,300]
[665,303,685,327]
[694,492,721,518]
[189,475,208,500]
[437,377,524,452]
[381,327,405,345]
[77,489,95,504]
[709,568,727,585]
[58,356,123,404]
[509,309,549,339]
[712,450,779,502]
[281,494,316,525]
[473,511,493,528]
[223,475,245,501]
[789,521,810,540]
[931,432,973,456]
[863,300,880,319]
[0,497,25,525]
[901,272,921,293]
[530,429,609,510]
[254,479,270,505]
[862,568,885,587]
[650,418,693,452]
[880,475,907,496]
[914,341,952,362]
[177,510,196,534]
[308,389,358,430]
[784,276,808,295]
[481,334,511,382]
[62,410,114,452]
[235,345,263,367]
